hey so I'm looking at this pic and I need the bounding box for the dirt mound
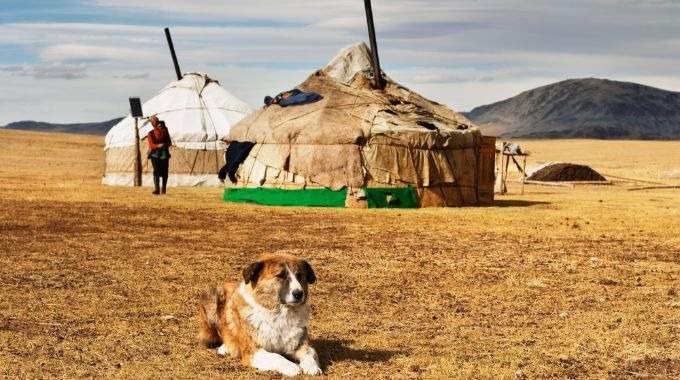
[527,163,607,182]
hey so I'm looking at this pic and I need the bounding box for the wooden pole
[523,180,575,188]
[503,153,510,194]
[521,155,527,195]
[164,27,183,81]
[600,173,669,186]
[134,117,142,187]
[363,0,385,89]
[628,185,680,191]
[495,148,503,194]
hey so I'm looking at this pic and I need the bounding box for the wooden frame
[495,142,529,195]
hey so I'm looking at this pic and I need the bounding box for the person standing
[147,116,172,195]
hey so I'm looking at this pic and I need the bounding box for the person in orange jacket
[147,115,172,195]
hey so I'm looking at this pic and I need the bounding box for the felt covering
[226,43,494,207]
[103,73,251,187]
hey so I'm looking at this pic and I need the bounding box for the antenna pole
[363,0,384,89]
[164,27,183,81]
[134,117,142,187]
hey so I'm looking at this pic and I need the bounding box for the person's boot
[161,176,168,194]
[152,176,160,195]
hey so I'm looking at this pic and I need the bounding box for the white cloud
[91,0,359,22]
[1,63,87,79]
[2,1,680,123]
[115,72,150,80]
[41,44,162,63]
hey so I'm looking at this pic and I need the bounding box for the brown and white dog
[197,254,322,376]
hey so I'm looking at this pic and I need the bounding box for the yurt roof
[229,43,475,146]
[227,43,481,190]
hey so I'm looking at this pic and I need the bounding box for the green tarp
[223,187,420,209]
[224,188,347,208]
[364,187,419,208]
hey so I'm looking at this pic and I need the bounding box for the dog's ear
[243,261,264,286]
[301,260,316,284]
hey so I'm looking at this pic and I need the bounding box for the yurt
[103,72,252,187]
[223,43,495,208]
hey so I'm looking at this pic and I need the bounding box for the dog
[197,254,322,376]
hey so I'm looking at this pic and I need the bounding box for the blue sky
[2,0,680,124]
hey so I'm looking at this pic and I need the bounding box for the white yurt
[103,72,252,187]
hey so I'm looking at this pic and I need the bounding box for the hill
[465,78,680,139]
[1,118,122,135]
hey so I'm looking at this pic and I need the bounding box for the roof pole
[363,0,385,89]
[164,27,183,81]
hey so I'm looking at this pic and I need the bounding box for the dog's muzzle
[284,289,305,306]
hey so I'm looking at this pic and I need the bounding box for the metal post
[134,117,142,187]
[363,0,385,89]
[164,27,183,81]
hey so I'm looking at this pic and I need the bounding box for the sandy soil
[1,129,679,379]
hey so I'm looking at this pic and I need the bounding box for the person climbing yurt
[222,43,495,208]
[103,72,252,187]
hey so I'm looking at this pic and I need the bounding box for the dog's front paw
[251,349,301,377]
[299,356,322,376]
[216,344,229,356]
[278,361,301,377]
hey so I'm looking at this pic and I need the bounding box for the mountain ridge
[465,78,680,139]
[1,118,123,136]
[5,78,680,140]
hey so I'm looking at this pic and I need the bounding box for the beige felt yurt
[103,73,252,187]
[223,43,495,208]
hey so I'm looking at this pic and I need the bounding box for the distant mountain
[465,78,680,139]
[1,118,123,135]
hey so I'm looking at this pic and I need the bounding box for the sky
[1,0,680,125]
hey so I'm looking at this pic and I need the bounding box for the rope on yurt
[188,149,200,175]
[242,143,265,186]
[197,80,221,174]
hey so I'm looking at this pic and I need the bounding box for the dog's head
[242,254,316,309]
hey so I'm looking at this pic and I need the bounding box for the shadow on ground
[315,339,402,371]
[487,199,551,208]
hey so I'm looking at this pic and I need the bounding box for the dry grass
[511,139,680,184]
[1,129,679,379]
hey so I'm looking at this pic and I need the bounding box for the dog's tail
[197,284,228,348]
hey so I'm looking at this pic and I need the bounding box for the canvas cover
[227,43,493,207]
[103,72,252,187]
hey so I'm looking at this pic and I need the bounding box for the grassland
[0,129,679,379]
